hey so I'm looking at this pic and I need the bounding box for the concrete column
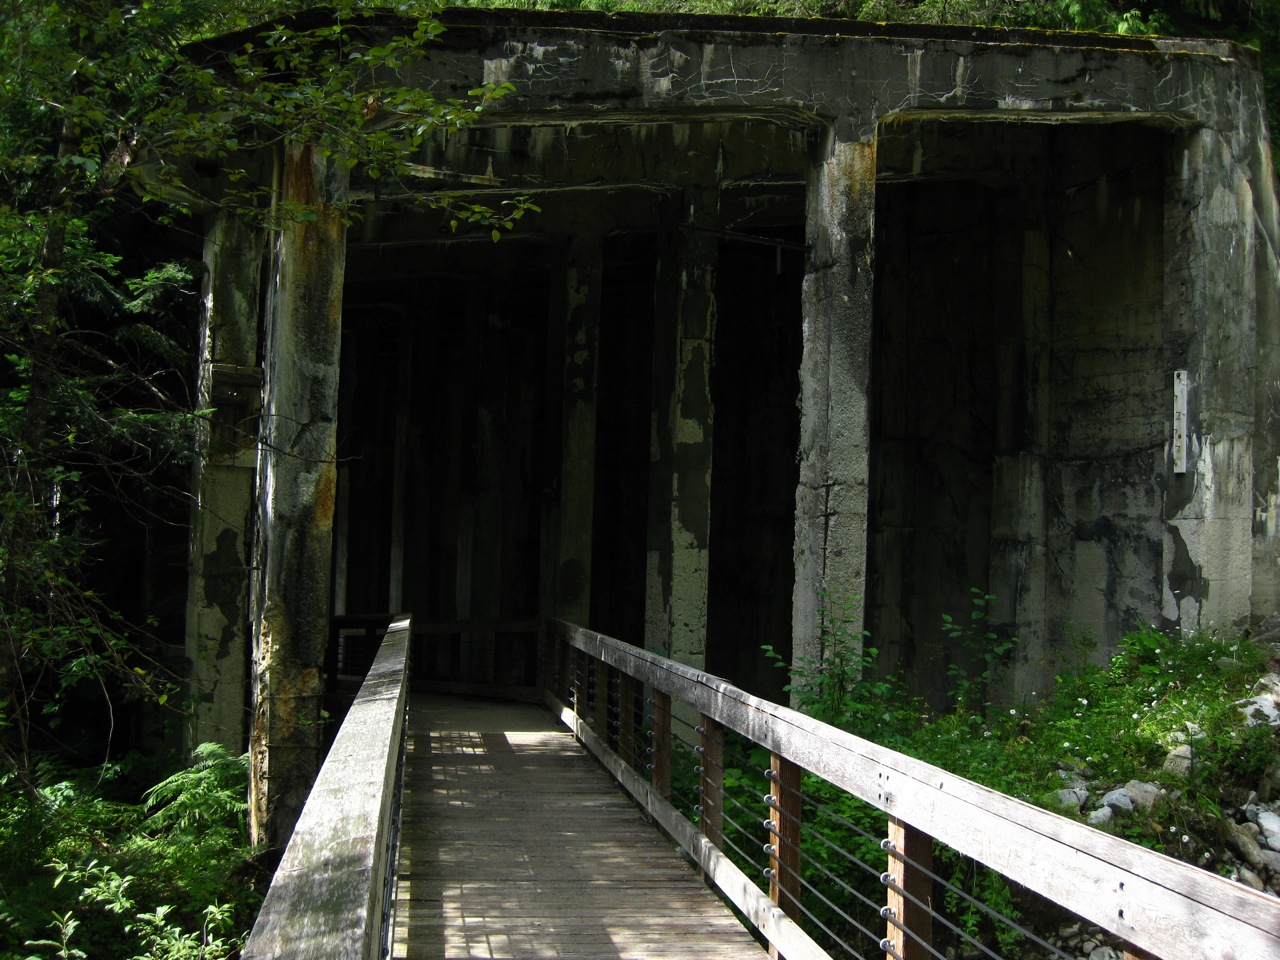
[792,136,876,672]
[994,226,1051,696]
[387,319,412,612]
[1163,129,1255,635]
[554,233,603,624]
[1250,130,1280,621]
[184,212,263,753]
[646,194,719,668]
[250,142,348,850]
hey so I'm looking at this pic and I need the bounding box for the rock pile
[1052,669,1280,899]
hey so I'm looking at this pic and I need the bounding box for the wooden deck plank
[392,695,768,960]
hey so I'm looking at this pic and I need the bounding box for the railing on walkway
[328,613,542,710]
[243,617,412,960]
[544,619,1280,960]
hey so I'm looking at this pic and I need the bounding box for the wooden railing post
[698,715,724,848]
[652,689,672,800]
[768,752,803,960]
[884,816,933,960]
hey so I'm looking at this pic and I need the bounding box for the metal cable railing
[544,618,1280,960]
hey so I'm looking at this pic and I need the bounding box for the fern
[142,744,248,838]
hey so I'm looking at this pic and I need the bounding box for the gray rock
[1163,744,1194,776]
[1260,763,1280,802]
[1088,806,1113,826]
[1123,780,1164,811]
[1235,695,1280,726]
[1227,819,1269,871]
[1101,789,1134,815]
[1259,848,1280,875]
[1088,947,1120,960]
[1238,866,1267,891]
[1251,612,1280,636]
[1257,810,1280,844]
[1253,674,1280,699]
[1057,788,1089,812]
[1057,768,1088,790]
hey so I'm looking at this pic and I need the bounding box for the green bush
[751,604,1279,954]
[0,744,258,960]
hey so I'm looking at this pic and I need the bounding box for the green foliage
[942,588,1018,714]
[765,590,901,731]
[141,742,247,838]
[0,0,543,785]
[0,745,255,960]
[449,0,1171,32]
[752,603,1278,953]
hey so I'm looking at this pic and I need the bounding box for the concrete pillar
[1251,130,1280,621]
[994,227,1051,695]
[1163,129,1255,635]
[646,192,719,668]
[554,233,603,624]
[792,136,876,672]
[250,142,348,849]
[387,319,412,612]
[184,212,263,753]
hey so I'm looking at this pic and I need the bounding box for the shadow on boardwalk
[392,695,768,960]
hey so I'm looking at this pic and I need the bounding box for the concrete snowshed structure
[187,7,1280,752]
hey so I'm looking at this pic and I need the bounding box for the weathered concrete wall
[418,10,1247,140]
[427,12,1274,679]
[793,135,876,673]
[185,211,262,752]
[198,9,1280,755]
[866,117,1258,698]
[250,142,349,849]
[1046,126,1169,658]
[553,230,602,625]
[1252,126,1280,621]
[1166,123,1266,637]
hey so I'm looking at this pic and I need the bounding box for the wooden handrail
[546,618,1280,960]
[244,617,412,960]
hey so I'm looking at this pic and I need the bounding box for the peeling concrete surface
[184,211,262,753]
[250,142,349,848]
[193,9,1280,791]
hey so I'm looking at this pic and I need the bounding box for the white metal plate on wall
[1173,369,1188,474]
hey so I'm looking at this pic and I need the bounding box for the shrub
[1,744,258,960]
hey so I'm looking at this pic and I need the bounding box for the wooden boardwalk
[392,695,769,960]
